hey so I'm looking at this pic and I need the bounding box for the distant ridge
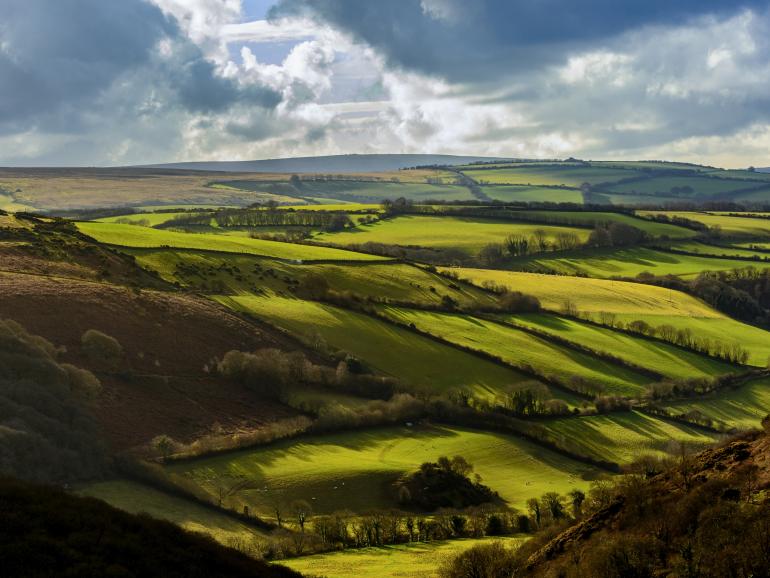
[138,153,508,174]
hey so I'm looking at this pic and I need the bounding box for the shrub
[439,541,519,578]
[81,329,123,369]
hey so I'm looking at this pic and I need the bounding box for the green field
[279,536,525,578]
[167,424,598,517]
[379,307,651,396]
[481,186,583,204]
[95,211,196,226]
[539,411,722,465]
[78,479,267,547]
[608,176,751,197]
[639,212,770,237]
[515,246,770,278]
[444,268,721,317]
[662,377,770,431]
[513,211,695,239]
[314,215,590,255]
[666,240,770,260]
[507,313,734,380]
[462,166,640,187]
[218,294,535,399]
[77,222,388,262]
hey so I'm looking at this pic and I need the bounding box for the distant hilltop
[136,153,509,174]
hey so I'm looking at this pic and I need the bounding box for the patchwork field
[507,313,735,380]
[639,212,770,237]
[607,175,753,197]
[539,412,722,465]
[512,211,696,238]
[77,222,388,261]
[514,246,770,278]
[166,424,599,517]
[314,215,590,255]
[279,536,525,578]
[461,166,640,187]
[481,186,583,204]
[379,307,651,396]
[218,294,537,399]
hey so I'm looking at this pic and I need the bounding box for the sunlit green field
[443,268,720,317]
[539,411,722,465]
[481,186,583,204]
[665,241,770,260]
[379,307,651,396]
[506,313,735,379]
[461,166,639,187]
[638,212,770,237]
[608,176,750,196]
[279,536,526,578]
[513,211,696,239]
[94,211,196,226]
[78,479,267,547]
[166,424,598,517]
[217,294,535,398]
[314,215,590,254]
[515,246,770,278]
[77,222,388,261]
[662,377,770,430]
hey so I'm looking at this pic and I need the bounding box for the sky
[2,0,770,167]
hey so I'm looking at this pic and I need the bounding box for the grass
[166,424,599,517]
[513,211,696,239]
[608,175,752,197]
[278,536,526,578]
[314,215,590,255]
[638,212,770,237]
[461,166,640,187]
[514,246,770,278]
[379,307,652,396]
[217,294,534,399]
[76,222,388,262]
[481,186,584,204]
[666,240,770,260]
[506,313,735,380]
[662,377,770,431]
[539,411,722,465]
[443,268,721,317]
[77,479,267,547]
[94,212,195,226]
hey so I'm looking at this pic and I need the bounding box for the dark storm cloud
[0,0,279,134]
[269,0,766,82]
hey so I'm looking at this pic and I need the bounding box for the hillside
[0,477,300,578]
[481,426,770,577]
[140,154,506,173]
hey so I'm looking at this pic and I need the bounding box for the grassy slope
[293,181,473,202]
[315,215,590,255]
[608,175,752,196]
[379,307,651,396]
[662,377,770,430]
[514,211,696,239]
[481,186,583,204]
[461,167,640,187]
[79,479,267,547]
[447,268,770,366]
[539,411,722,465]
[638,212,770,237]
[94,212,193,226]
[77,221,387,261]
[217,294,533,399]
[167,424,598,516]
[514,246,770,278]
[506,313,734,380]
[279,536,525,578]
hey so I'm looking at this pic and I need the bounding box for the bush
[81,329,123,369]
[439,541,519,578]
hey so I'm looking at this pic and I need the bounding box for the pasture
[166,424,598,517]
[76,222,387,261]
[507,313,735,380]
[607,175,751,197]
[539,412,722,465]
[481,186,583,204]
[514,246,770,278]
[512,211,695,238]
[217,294,536,399]
[279,536,525,578]
[78,479,267,547]
[314,215,590,255]
[379,307,652,396]
[638,212,770,237]
[461,166,640,187]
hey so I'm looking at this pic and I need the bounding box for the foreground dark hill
[0,478,301,578]
[140,153,505,173]
[505,426,770,577]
